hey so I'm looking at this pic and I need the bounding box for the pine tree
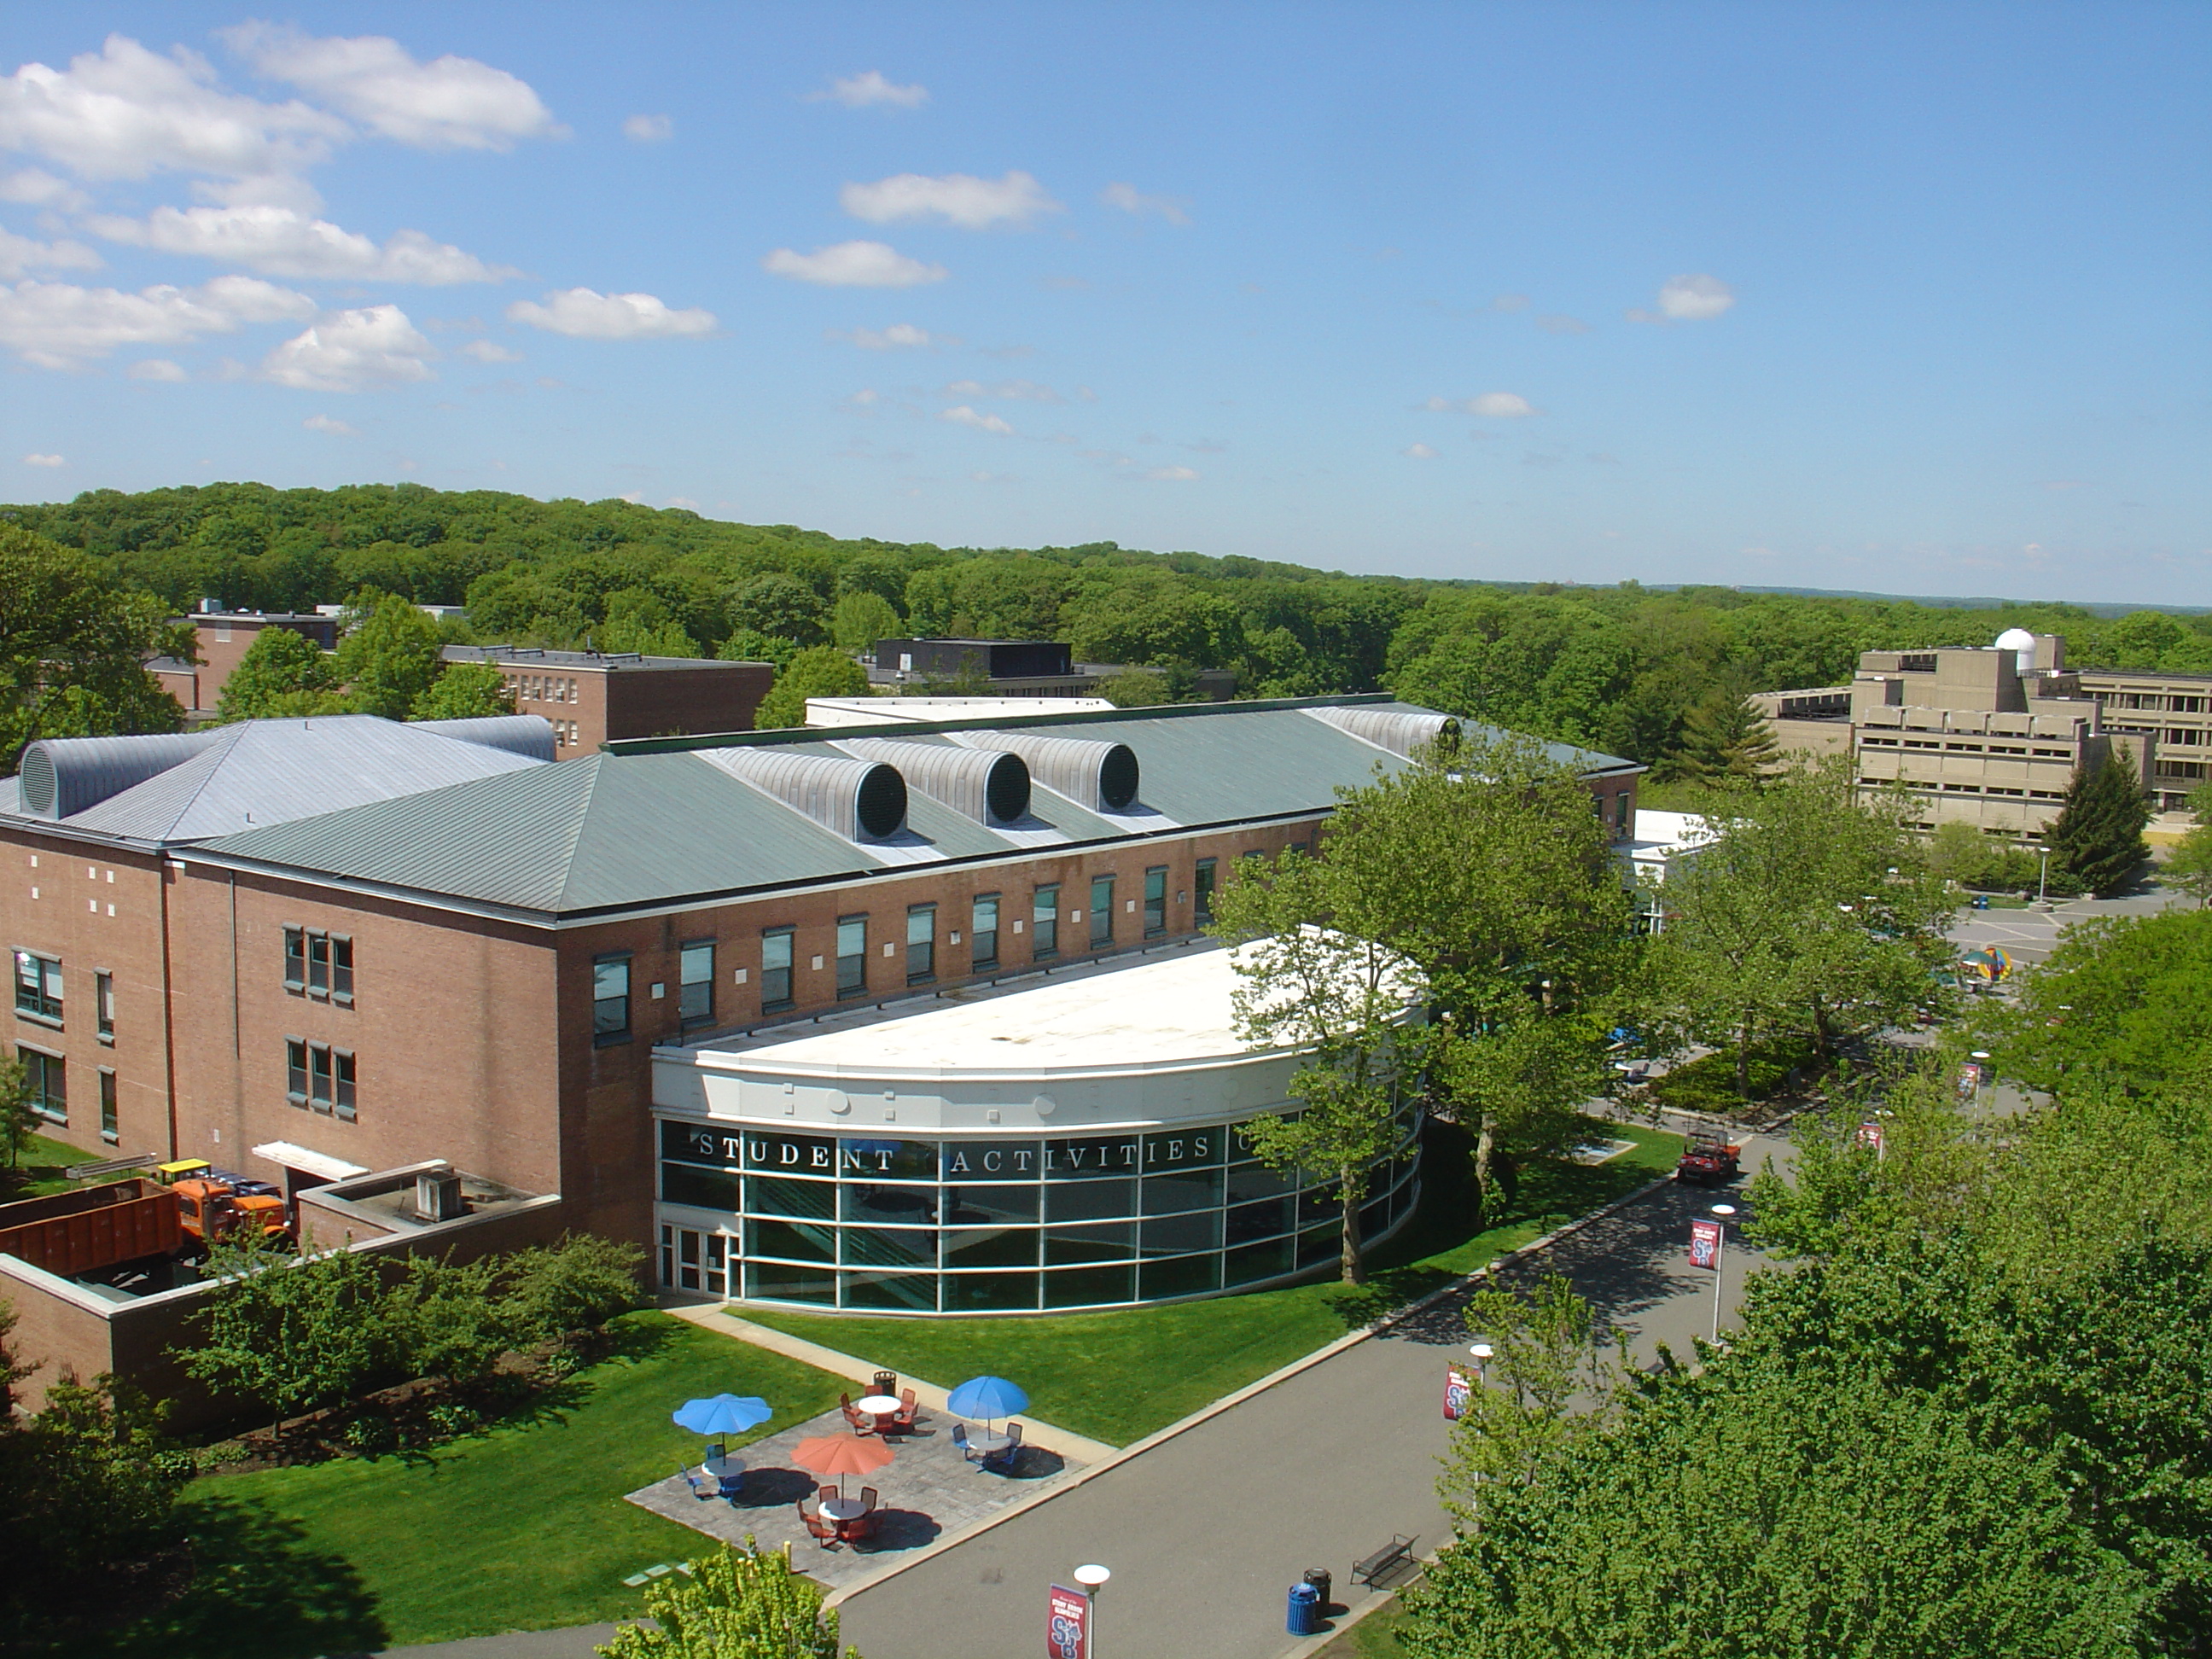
[2046,747,2151,898]
[1655,692,1781,785]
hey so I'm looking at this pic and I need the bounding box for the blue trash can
[1287,1581,1319,1636]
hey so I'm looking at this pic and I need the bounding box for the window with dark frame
[1032,883,1059,958]
[331,935,353,1002]
[836,917,868,998]
[760,928,795,1009]
[906,905,936,983]
[1194,859,1217,927]
[283,927,306,991]
[99,1068,118,1143]
[96,971,114,1040]
[285,927,354,1004]
[287,1038,309,1104]
[679,940,715,1026]
[20,1048,63,1123]
[288,1039,357,1119]
[971,894,1000,969]
[307,931,330,996]
[1090,875,1115,947]
[593,953,632,1043]
[1144,866,1167,936]
[13,951,61,1023]
[335,1049,356,1121]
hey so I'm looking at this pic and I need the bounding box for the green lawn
[3,1129,109,1199]
[744,1119,1679,1447]
[50,1313,845,1657]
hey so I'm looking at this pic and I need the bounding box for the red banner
[1443,1365,1474,1420]
[1854,1119,1885,1154]
[1688,1216,1723,1270]
[1048,1585,1090,1659]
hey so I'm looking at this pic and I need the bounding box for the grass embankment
[3,1130,108,1199]
[52,1312,843,1657]
[743,1119,1679,1447]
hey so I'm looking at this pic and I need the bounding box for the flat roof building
[440,645,773,755]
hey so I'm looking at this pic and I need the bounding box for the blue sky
[3,3,2207,602]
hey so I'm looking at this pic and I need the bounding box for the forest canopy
[9,482,2209,767]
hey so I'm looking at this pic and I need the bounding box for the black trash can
[1286,1582,1319,1637]
[872,1370,898,1398]
[1303,1568,1333,1614]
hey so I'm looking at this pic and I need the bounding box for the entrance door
[660,1225,731,1296]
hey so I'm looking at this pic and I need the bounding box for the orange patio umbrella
[790,1431,896,1497]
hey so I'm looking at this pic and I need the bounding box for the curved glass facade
[655,1107,1422,1313]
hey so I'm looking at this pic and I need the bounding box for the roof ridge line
[130,722,246,836]
[548,753,611,911]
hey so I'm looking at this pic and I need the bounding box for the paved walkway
[835,1129,1789,1659]
[625,1401,1086,1589]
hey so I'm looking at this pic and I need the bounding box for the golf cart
[1674,1132,1742,1187]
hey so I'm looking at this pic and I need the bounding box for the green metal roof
[195,696,1641,921]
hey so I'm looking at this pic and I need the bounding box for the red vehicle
[1674,1132,1742,1187]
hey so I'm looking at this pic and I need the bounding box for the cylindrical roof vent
[696,747,908,841]
[17,731,220,819]
[835,737,1032,825]
[1306,706,1461,757]
[955,731,1139,812]
[413,714,558,762]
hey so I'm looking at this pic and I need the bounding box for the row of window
[14,950,116,1041]
[1864,778,2067,800]
[284,1038,358,1121]
[2104,692,2209,713]
[507,672,580,704]
[282,927,355,1003]
[1862,736,2075,758]
[12,1045,119,1143]
[595,861,1225,1044]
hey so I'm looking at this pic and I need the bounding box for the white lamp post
[2034,844,2052,909]
[1708,1204,1737,1342]
[1074,1563,1110,1656]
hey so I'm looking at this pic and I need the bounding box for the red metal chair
[859,1485,879,1512]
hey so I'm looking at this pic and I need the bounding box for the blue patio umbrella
[672,1394,772,1453]
[947,1375,1029,1428]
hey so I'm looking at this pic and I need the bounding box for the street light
[1468,1341,1494,1383]
[2034,844,2052,908]
[1708,1204,1738,1343]
[1074,1564,1110,1657]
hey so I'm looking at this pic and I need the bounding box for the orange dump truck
[0,1178,183,1277]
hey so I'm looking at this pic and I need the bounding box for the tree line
[9,482,2211,770]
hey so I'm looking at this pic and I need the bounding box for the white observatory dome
[1995,626,2037,673]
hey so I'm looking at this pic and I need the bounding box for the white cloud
[761,240,946,287]
[0,34,347,182]
[1491,293,1530,312]
[1628,272,1736,323]
[262,302,437,391]
[621,114,672,143]
[22,452,64,467]
[0,273,314,367]
[1404,443,1439,459]
[459,337,521,362]
[944,377,1062,402]
[221,24,562,150]
[1534,314,1591,335]
[832,322,940,350]
[302,412,356,434]
[666,496,699,510]
[812,71,927,110]
[1144,464,1199,481]
[841,171,1060,230]
[504,287,717,339]
[1100,182,1190,225]
[939,405,1013,435]
[0,166,89,210]
[1426,392,1539,418]
[88,203,515,284]
[0,225,101,280]
[127,357,186,380]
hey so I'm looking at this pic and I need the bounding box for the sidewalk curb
[819,1165,1685,1611]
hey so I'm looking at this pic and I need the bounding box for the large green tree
[213,624,349,721]
[1991,908,2212,1098]
[335,591,445,720]
[1650,689,1781,784]
[597,1540,859,1658]
[754,646,870,728]
[0,521,190,770]
[2046,746,2152,898]
[410,660,517,721]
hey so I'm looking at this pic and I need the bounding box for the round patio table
[820,1494,867,1522]
[704,1454,744,1479]
[857,1394,901,1418]
[969,1429,1012,1456]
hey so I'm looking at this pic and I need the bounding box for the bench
[64,1152,157,1182]
[1352,1534,1417,1587]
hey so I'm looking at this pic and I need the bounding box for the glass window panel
[286,1039,309,1103]
[661,1163,742,1211]
[1296,1224,1340,1269]
[971,894,999,968]
[1194,859,1217,927]
[1043,1178,1138,1222]
[941,1271,1040,1313]
[282,928,306,990]
[1140,1210,1222,1257]
[743,1132,839,1174]
[99,1069,118,1141]
[1226,1161,1293,1204]
[943,1225,1040,1269]
[1032,884,1058,957]
[940,1183,1039,1225]
[24,1051,64,1122]
[843,1182,938,1223]
[334,1051,356,1121]
[307,933,329,995]
[746,1261,835,1303]
[836,917,867,997]
[1089,876,1115,946]
[841,1138,940,1181]
[1138,1254,1221,1301]
[1362,1195,1394,1241]
[1043,1134,1143,1179]
[906,905,935,982]
[1044,1222,1136,1265]
[842,1271,937,1312]
[663,1120,742,1165]
[96,971,114,1037]
[1140,1166,1224,1215]
[1297,1182,1343,1226]
[1226,1196,1294,1245]
[330,937,353,1001]
[761,928,795,1008]
[1140,1129,1225,1173]
[1224,1237,1296,1288]
[841,1226,938,1268]
[747,1217,835,1263]
[679,941,714,1024]
[593,954,630,1039]
[1045,1263,1134,1308]
[1144,866,1167,935]
[941,1141,1045,1180]
[745,1175,839,1220]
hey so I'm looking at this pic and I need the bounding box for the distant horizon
[5,7,2205,602]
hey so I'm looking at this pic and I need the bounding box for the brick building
[439,645,773,754]
[148,610,341,715]
[4,697,1640,1315]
